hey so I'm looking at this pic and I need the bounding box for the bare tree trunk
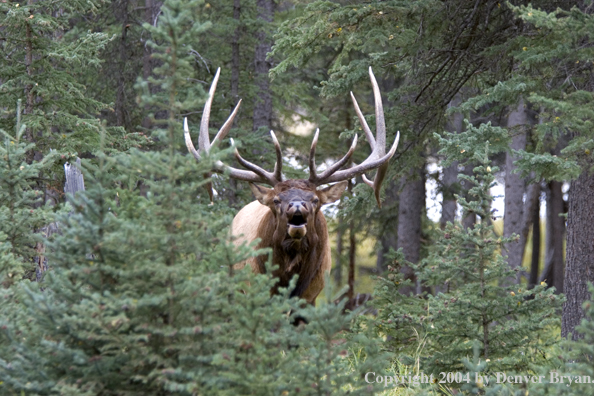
[540,122,567,292]
[347,217,356,302]
[545,181,565,294]
[24,2,35,157]
[441,163,458,228]
[141,0,154,130]
[216,0,242,206]
[441,95,464,228]
[528,185,541,289]
[231,0,241,102]
[36,159,86,281]
[504,98,529,282]
[397,166,425,295]
[334,215,344,285]
[252,0,274,132]
[562,169,594,339]
[376,179,399,272]
[115,0,130,128]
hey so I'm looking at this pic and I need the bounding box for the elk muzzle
[286,201,308,239]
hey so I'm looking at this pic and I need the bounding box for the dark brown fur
[246,179,346,301]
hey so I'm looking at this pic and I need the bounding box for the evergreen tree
[525,284,594,396]
[368,127,562,381]
[0,1,388,394]
[74,0,158,131]
[0,0,134,158]
[0,102,59,285]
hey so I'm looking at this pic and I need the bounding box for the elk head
[250,180,347,242]
[183,66,400,208]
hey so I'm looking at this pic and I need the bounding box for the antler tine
[308,128,320,179]
[198,68,221,154]
[229,138,280,185]
[321,132,399,184]
[369,66,386,150]
[310,67,399,207]
[308,127,358,184]
[184,68,282,190]
[350,92,375,149]
[212,99,242,146]
[270,130,283,182]
[184,118,201,160]
[315,134,358,181]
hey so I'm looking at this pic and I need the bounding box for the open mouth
[288,213,307,226]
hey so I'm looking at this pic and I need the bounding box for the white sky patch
[426,162,506,223]
[425,162,442,222]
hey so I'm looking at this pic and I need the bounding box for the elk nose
[288,201,306,211]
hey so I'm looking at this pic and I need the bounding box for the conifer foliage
[0,0,116,156]
[370,126,562,379]
[0,102,59,286]
[0,1,386,394]
[526,284,594,396]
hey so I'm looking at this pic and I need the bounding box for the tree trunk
[528,185,541,289]
[441,95,464,228]
[141,0,154,130]
[24,3,35,160]
[231,0,241,102]
[441,163,458,228]
[504,98,529,282]
[562,169,594,339]
[397,166,425,295]
[115,0,130,128]
[376,179,399,272]
[545,181,565,293]
[252,0,274,132]
[347,218,356,302]
[334,215,344,285]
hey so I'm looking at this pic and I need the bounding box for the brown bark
[441,163,458,228]
[141,0,154,129]
[545,181,565,294]
[441,96,464,228]
[347,218,356,302]
[528,185,541,289]
[115,0,130,127]
[504,98,535,282]
[334,215,344,285]
[397,166,425,295]
[252,0,274,132]
[562,169,594,339]
[24,4,35,149]
[231,0,241,102]
[375,179,399,272]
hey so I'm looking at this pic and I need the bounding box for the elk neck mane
[255,180,325,297]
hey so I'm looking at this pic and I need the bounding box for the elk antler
[184,68,283,199]
[308,67,400,207]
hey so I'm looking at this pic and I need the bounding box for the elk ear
[318,181,348,204]
[249,183,274,205]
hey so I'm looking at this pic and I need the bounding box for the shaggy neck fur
[257,208,321,298]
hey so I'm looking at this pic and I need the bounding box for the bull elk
[184,67,399,304]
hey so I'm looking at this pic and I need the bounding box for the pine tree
[369,127,562,381]
[0,101,59,286]
[524,284,594,396]
[0,1,388,394]
[0,0,133,158]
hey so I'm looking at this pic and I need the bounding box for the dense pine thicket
[2,0,594,395]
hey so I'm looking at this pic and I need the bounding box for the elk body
[184,68,399,304]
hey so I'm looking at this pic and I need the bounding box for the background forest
[2,0,594,394]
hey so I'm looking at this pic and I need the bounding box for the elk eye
[312,198,319,205]
[273,198,281,205]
